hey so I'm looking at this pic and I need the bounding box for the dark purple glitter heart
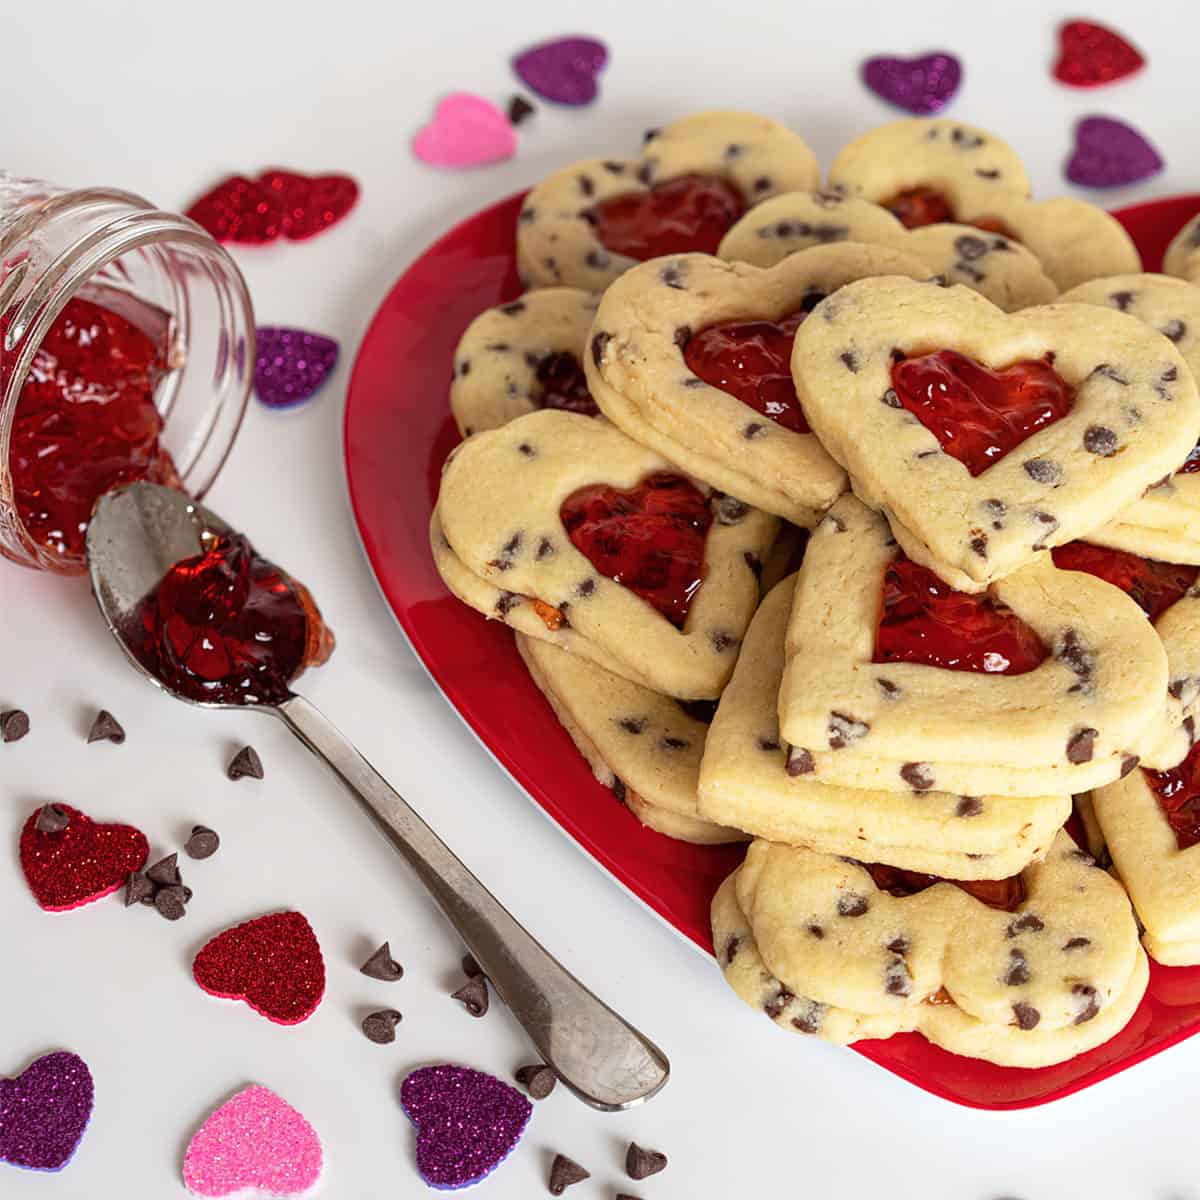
[0,1052,94,1172]
[254,327,339,409]
[401,1064,531,1189]
[1066,115,1163,188]
[513,36,608,106]
[862,52,962,115]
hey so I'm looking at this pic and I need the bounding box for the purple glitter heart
[254,326,339,409]
[1066,115,1163,188]
[862,52,962,115]
[0,1052,94,1172]
[513,36,608,106]
[401,1064,532,1190]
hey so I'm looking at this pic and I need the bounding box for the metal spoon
[86,481,669,1111]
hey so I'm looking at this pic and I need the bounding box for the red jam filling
[864,861,1025,911]
[683,310,810,433]
[559,472,712,629]
[1145,740,1200,851]
[873,556,1047,675]
[533,351,598,417]
[125,531,334,706]
[592,173,746,261]
[890,350,1075,477]
[1051,542,1198,623]
[6,296,178,566]
[880,186,1017,240]
[1178,443,1200,474]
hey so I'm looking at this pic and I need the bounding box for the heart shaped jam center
[862,861,1025,911]
[890,349,1074,477]
[560,472,713,628]
[683,308,812,432]
[533,351,598,417]
[592,172,745,260]
[880,185,1016,239]
[1145,741,1200,850]
[1051,542,1198,622]
[873,556,1047,674]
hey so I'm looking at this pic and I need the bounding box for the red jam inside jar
[880,186,1017,240]
[1051,542,1198,622]
[559,472,713,629]
[533,351,598,417]
[592,173,746,261]
[125,531,334,705]
[863,861,1025,911]
[6,296,179,566]
[874,556,1047,675]
[890,350,1075,477]
[1144,741,1200,851]
[683,309,811,433]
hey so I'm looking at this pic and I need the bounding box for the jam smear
[1051,542,1198,623]
[683,310,810,433]
[592,173,746,261]
[874,556,1047,675]
[533,351,598,417]
[560,472,712,628]
[1145,740,1200,851]
[863,861,1025,911]
[880,186,1018,240]
[890,350,1075,477]
[6,296,178,566]
[125,531,334,706]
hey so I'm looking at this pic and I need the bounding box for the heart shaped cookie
[791,276,1200,590]
[183,1085,323,1197]
[714,829,1148,1067]
[192,912,325,1025]
[1054,20,1145,88]
[777,496,1167,797]
[433,410,779,699]
[1164,212,1200,284]
[586,244,935,525]
[516,110,820,291]
[698,574,1068,875]
[412,94,516,168]
[20,803,148,911]
[186,170,358,244]
[0,1052,94,1172]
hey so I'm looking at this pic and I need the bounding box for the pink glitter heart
[1066,115,1163,188]
[862,52,962,114]
[413,94,516,169]
[0,1052,94,1173]
[183,1085,322,1198]
[513,36,608,106]
[401,1064,532,1190]
[255,327,339,409]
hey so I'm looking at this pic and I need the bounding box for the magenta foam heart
[401,1064,532,1190]
[0,1052,94,1172]
[413,94,516,168]
[183,1085,323,1198]
[255,327,339,409]
[1066,115,1163,187]
[862,52,962,114]
[513,36,608,106]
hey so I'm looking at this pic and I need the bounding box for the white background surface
[2,1,1199,1196]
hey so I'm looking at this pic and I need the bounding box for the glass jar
[0,172,254,573]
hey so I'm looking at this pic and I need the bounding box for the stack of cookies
[432,110,1200,1069]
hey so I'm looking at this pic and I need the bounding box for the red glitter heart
[186,170,359,245]
[19,804,149,912]
[1053,20,1145,88]
[192,912,325,1025]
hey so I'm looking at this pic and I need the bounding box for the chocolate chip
[34,803,70,833]
[87,709,125,744]
[611,777,626,803]
[518,442,536,458]
[1066,727,1097,763]
[1109,290,1135,311]
[1063,936,1091,951]
[660,735,689,750]
[1003,948,1031,986]
[709,631,738,653]
[125,871,154,907]
[712,493,749,525]
[495,592,521,617]
[185,825,220,860]
[887,936,910,955]
[838,893,869,917]
[881,388,902,409]
[970,533,988,558]
[682,376,707,388]
[602,160,625,175]
[753,176,772,193]
[743,422,766,439]
[744,550,762,580]
[757,736,781,752]
[146,853,181,887]
[951,127,985,149]
[660,262,685,289]
[677,698,718,724]
[0,709,30,743]
[618,717,647,735]
[549,1153,589,1194]
[451,974,489,1017]
[1012,1001,1041,1030]
[227,745,264,780]
[956,796,983,817]
[1090,363,1129,386]
[584,249,610,270]
[791,1002,824,1033]
[635,162,654,186]
[673,324,691,349]
[360,942,403,981]
[515,1064,556,1099]
[1055,629,1094,686]
[575,577,596,598]
[362,1008,402,1044]
[828,711,869,749]
[1007,913,1044,937]
[642,127,660,143]
[457,358,471,377]
[764,988,794,1019]
[577,174,595,198]
[807,923,824,939]
[154,885,190,921]
[975,167,1001,179]
[499,300,526,316]
[786,746,814,776]
[885,957,912,996]
[1161,319,1187,343]
[1119,754,1140,778]
[1162,364,1179,382]
[591,331,611,368]
[461,953,484,979]
[839,349,860,372]
[1083,426,1118,456]
[984,498,1007,518]
[876,678,901,699]
[626,1143,668,1181]
[485,341,512,354]
[724,936,740,964]
[954,234,989,260]
[1072,984,1100,1024]
[899,762,935,791]
[536,537,555,560]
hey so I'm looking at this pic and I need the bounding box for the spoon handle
[277,693,669,1111]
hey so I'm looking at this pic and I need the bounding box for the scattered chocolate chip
[954,234,989,260]
[154,885,190,922]
[517,442,536,458]
[887,936,910,955]
[495,592,521,617]
[635,162,655,186]
[764,987,794,1019]
[458,358,472,377]
[743,421,766,439]
[900,762,935,791]
[885,957,912,996]
[1161,319,1187,343]
[146,853,181,887]
[618,717,648,734]
[786,746,814,776]
[227,745,264,780]
[876,678,901,700]
[711,493,749,525]
[575,577,596,598]
[660,735,689,750]
[34,803,70,834]
[1003,948,1030,986]
[970,533,988,558]
[124,871,154,907]
[1066,727,1098,764]
[602,160,625,175]
[1063,936,1091,951]
[744,550,762,580]
[451,974,489,1017]
[956,796,983,818]
[791,1001,824,1033]
[87,709,125,744]
[1083,426,1118,456]
[660,263,685,289]
[362,1008,402,1044]
[610,777,626,804]
[584,249,611,270]
[577,174,595,198]
[360,942,403,981]
[975,167,1001,179]
[983,498,1007,518]
[518,207,536,224]
[951,127,985,149]
[880,388,902,408]
[1120,754,1140,778]
[514,1064,556,1099]
[1108,290,1135,311]
[536,537,555,560]
[642,127,660,143]
[626,1143,668,1181]
[827,711,869,749]
[839,349,860,373]
[499,300,526,316]
[0,709,30,743]
[1012,1001,1041,1030]
[807,923,824,939]
[185,826,220,860]
[1007,913,1044,937]
[838,893,869,918]
[1072,984,1100,1024]
[724,936,740,964]
[591,331,611,368]
[709,631,738,653]
[549,1153,590,1194]
[753,176,772,193]
[461,953,483,979]
[615,1195,642,1200]
[757,736,781,752]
